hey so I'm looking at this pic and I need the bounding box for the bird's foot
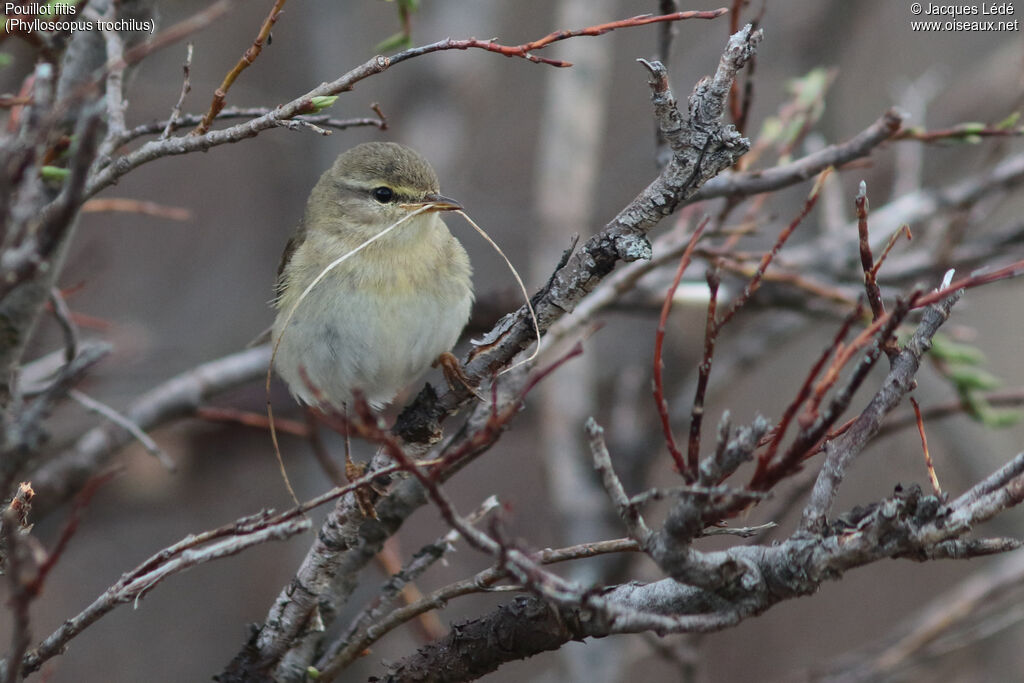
[433,351,483,401]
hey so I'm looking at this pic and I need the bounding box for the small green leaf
[947,366,1002,392]
[40,166,69,181]
[995,111,1020,130]
[981,409,1024,428]
[958,122,986,134]
[309,96,338,113]
[789,67,830,108]
[931,335,987,366]
[376,31,413,52]
[306,666,320,679]
[962,392,1023,428]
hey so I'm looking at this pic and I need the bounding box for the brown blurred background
[2,1,1023,681]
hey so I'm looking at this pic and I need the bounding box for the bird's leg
[341,402,359,477]
[340,401,381,518]
[433,351,483,401]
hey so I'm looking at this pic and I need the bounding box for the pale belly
[272,276,472,409]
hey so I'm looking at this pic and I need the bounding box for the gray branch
[219,26,763,683]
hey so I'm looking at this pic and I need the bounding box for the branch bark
[219,25,763,683]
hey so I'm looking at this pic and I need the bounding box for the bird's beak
[402,192,463,213]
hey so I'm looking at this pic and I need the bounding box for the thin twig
[752,305,862,484]
[856,181,886,322]
[390,10,729,68]
[126,106,387,144]
[90,3,129,156]
[894,122,1024,144]
[322,497,500,671]
[688,264,720,474]
[161,43,193,140]
[870,224,913,280]
[878,387,1024,435]
[653,219,709,475]
[587,418,651,542]
[69,390,173,470]
[21,513,310,676]
[80,198,192,221]
[911,398,941,496]
[194,0,288,135]
[717,168,830,328]
[48,287,78,362]
[800,293,961,535]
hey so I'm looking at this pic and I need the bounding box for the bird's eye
[372,186,394,203]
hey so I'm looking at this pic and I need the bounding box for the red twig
[880,387,1024,434]
[751,297,914,491]
[370,102,389,131]
[855,182,901,359]
[521,340,585,398]
[428,340,585,478]
[0,95,32,108]
[716,168,830,329]
[894,123,1024,144]
[118,1,239,82]
[804,299,912,421]
[727,0,744,125]
[6,482,34,530]
[749,268,1005,459]
[196,405,309,438]
[729,0,743,33]
[911,397,942,496]
[751,303,863,484]
[856,182,885,321]
[391,9,728,68]
[687,265,721,475]
[712,257,857,307]
[81,198,192,221]
[653,218,710,476]
[914,258,1024,309]
[194,0,287,135]
[727,0,759,133]
[870,224,912,280]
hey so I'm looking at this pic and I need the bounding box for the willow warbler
[271,142,473,410]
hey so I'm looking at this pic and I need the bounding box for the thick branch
[223,27,762,682]
[380,457,1024,680]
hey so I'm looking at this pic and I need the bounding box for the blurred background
[2,1,1023,681]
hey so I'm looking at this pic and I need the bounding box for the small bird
[271,142,473,411]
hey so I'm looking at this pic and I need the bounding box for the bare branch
[193,0,288,135]
[27,345,271,516]
[20,513,310,676]
[67,389,173,470]
[800,292,962,536]
[160,42,193,140]
[389,9,729,68]
[586,418,651,543]
[84,10,730,199]
[693,109,904,201]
